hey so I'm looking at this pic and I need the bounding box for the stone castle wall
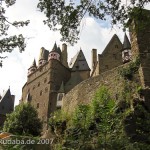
[21,59,71,129]
[63,62,141,113]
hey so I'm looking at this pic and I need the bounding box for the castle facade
[20,32,131,129]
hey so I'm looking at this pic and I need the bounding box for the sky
[0,0,149,106]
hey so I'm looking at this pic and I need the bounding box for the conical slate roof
[58,82,65,93]
[31,59,36,67]
[52,42,57,51]
[123,33,131,50]
[51,42,61,55]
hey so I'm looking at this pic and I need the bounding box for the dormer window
[122,50,131,63]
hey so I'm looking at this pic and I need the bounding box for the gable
[0,89,15,115]
[69,50,90,71]
[102,34,123,55]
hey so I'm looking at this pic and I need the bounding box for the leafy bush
[3,103,42,136]
[119,57,140,80]
[48,86,150,150]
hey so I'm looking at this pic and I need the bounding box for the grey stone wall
[62,63,141,113]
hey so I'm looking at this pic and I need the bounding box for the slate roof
[123,33,131,50]
[30,59,37,68]
[102,34,122,54]
[0,88,15,115]
[69,50,90,71]
[64,72,83,93]
[50,42,62,55]
[58,82,65,93]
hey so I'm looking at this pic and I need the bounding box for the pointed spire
[123,33,131,50]
[30,59,36,68]
[32,59,36,67]
[51,42,61,55]
[57,46,61,54]
[58,81,65,93]
[52,42,57,51]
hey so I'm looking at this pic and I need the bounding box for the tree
[3,103,42,136]
[0,0,29,67]
[37,0,150,45]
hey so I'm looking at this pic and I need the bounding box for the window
[40,90,43,96]
[58,93,64,101]
[45,87,48,93]
[38,82,40,87]
[44,78,47,83]
[124,52,129,57]
[37,103,39,108]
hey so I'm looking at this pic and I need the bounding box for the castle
[21,8,150,130]
[20,32,131,129]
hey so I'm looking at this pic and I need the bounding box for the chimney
[91,49,97,71]
[61,43,68,67]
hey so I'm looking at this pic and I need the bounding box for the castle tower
[129,8,150,87]
[61,43,68,67]
[122,33,131,63]
[38,47,49,67]
[48,42,61,61]
[91,49,97,71]
[28,59,37,76]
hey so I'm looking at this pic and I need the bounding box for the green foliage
[49,110,68,136]
[3,103,42,136]
[48,86,150,149]
[37,0,149,45]
[124,102,150,145]
[119,57,140,80]
[0,0,29,66]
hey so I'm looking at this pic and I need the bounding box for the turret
[61,43,68,67]
[122,33,131,63]
[28,59,37,76]
[91,49,97,71]
[48,42,61,61]
[38,47,49,67]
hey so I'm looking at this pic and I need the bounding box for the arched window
[57,93,64,101]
